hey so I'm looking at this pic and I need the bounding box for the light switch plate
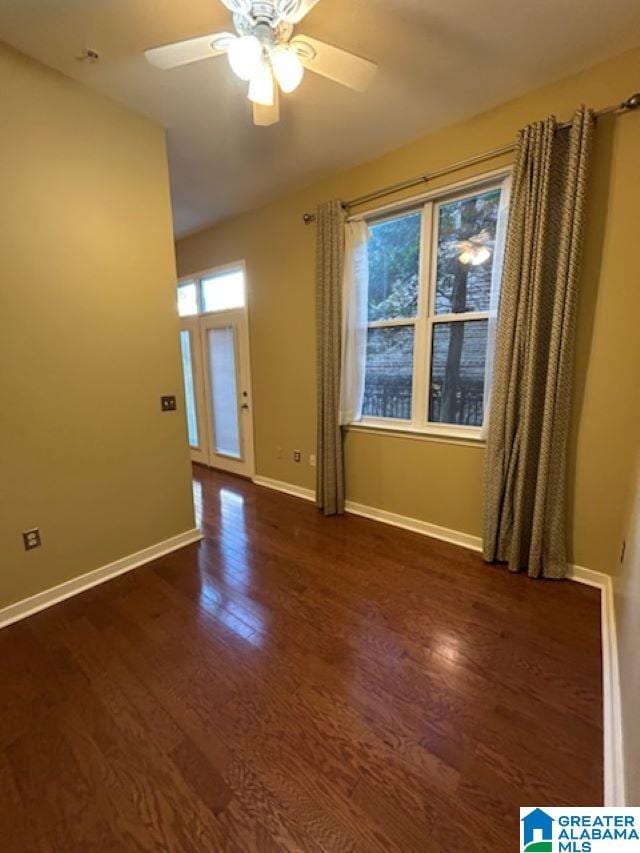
[161,395,177,412]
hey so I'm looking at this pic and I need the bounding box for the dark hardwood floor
[1,465,602,851]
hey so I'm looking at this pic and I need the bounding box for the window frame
[177,259,247,318]
[357,168,510,442]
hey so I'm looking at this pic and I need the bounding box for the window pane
[429,320,487,426]
[201,269,245,313]
[177,282,198,317]
[179,330,199,447]
[363,326,414,420]
[368,211,421,321]
[435,189,501,314]
[207,326,241,458]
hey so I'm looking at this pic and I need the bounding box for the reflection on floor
[0,465,603,851]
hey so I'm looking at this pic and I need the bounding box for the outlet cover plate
[23,528,42,550]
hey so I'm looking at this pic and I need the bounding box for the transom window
[177,265,245,316]
[360,175,509,437]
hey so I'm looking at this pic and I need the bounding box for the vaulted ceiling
[2,0,639,236]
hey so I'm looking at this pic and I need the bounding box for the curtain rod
[302,92,640,224]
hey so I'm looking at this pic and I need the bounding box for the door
[177,263,255,478]
[178,317,208,466]
[200,310,254,477]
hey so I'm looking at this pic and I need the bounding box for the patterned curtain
[315,200,346,516]
[483,106,595,578]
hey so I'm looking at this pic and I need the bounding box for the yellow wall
[176,46,640,576]
[0,44,195,609]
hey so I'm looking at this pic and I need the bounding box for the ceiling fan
[145,0,378,126]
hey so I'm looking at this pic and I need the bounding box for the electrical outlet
[293,450,301,463]
[23,528,42,551]
[309,453,316,467]
[161,395,177,412]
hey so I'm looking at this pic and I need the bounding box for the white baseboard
[251,475,482,552]
[252,475,315,502]
[252,474,625,806]
[344,500,482,552]
[568,565,626,807]
[566,563,608,589]
[0,527,203,631]
[601,575,625,806]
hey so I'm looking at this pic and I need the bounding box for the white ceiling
[2,0,640,236]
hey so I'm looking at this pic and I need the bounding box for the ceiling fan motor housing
[234,9,293,45]
[234,1,297,27]
[251,1,279,22]
[252,0,304,23]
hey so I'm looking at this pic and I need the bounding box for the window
[179,330,199,447]
[201,269,245,313]
[207,326,241,459]
[177,264,245,316]
[360,176,508,436]
[177,282,198,317]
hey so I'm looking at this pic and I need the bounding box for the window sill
[346,420,486,447]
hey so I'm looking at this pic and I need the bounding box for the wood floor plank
[0,465,603,851]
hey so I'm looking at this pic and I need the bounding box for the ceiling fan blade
[291,35,377,92]
[145,32,235,70]
[277,0,322,24]
[253,89,280,126]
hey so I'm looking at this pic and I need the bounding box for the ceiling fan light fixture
[144,0,379,127]
[227,34,263,81]
[248,60,275,106]
[270,45,304,93]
